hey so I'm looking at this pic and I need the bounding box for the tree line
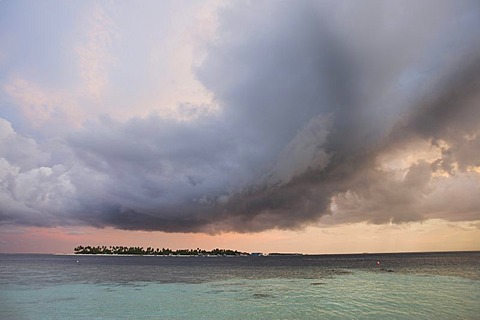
[73,245,250,256]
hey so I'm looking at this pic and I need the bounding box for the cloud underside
[1,1,480,232]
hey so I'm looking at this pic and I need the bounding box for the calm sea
[1,252,479,319]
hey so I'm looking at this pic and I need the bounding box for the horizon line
[1,249,479,256]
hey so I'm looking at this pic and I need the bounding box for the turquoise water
[1,253,479,319]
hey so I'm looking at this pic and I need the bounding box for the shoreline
[2,250,479,256]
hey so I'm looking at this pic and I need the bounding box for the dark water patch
[329,269,353,275]
[206,289,225,294]
[371,268,395,273]
[43,296,77,303]
[252,293,274,299]
[27,296,78,304]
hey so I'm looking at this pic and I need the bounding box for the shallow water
[1,252,479,319]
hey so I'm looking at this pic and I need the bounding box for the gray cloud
[1,0,480,232]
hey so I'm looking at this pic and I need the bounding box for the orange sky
[1,219,479,254]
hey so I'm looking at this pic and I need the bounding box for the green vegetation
[73,245,249,256]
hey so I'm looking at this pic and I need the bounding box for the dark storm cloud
[325,56,480,225]
[1,0,480,231]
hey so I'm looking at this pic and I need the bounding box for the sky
[0,0,480,254]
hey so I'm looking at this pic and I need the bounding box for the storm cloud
[1,0,480,232]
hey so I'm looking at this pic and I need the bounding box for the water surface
[1,252,479,319]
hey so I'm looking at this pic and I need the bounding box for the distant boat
[250,252,264,257]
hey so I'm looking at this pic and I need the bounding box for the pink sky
[2,220,479,254]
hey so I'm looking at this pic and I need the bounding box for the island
[74,245,250,256]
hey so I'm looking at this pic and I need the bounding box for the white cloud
[0,118,78,226]
[0,117,50,169]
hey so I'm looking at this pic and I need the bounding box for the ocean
[1,252,479,319]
